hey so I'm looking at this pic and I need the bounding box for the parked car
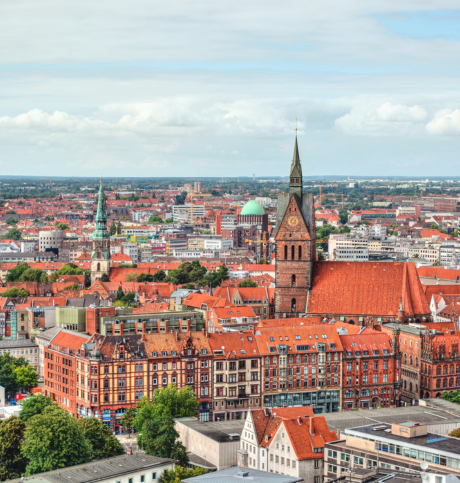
[37,377,44,383]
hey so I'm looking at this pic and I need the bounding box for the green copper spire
[289,134,303,198]
[93,177,110,242]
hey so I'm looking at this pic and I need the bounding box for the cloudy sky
[1,1,460,177]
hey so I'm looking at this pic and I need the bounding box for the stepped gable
[307,261,430,318]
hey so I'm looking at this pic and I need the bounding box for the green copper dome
[240,200,265,216]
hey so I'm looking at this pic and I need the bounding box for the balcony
[238,393,250,399]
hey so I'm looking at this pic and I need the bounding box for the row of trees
[123,261,229,288]
[0,395,125,479]
[4,263,90,287]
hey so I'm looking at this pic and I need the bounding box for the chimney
[165,320,169,334]
[187,319,191,332]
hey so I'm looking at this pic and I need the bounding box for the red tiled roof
[418,267,460,282]
[51,331,88,351]
[307,262,430,318]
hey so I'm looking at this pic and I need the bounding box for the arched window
[436,379,441,388]
[298,245,302,260]
[404,354,407,364]
[443,378,447,388]
[443,365,448,375]
[291,298,296,312]
[291,274,296,287]
[450,365,455,375]
[97,262,100,271]
[410,355,413,366]
[409,382,413,393]
[456,377,460,387]
[450,378,454,387]
[415,357,419,368]
[304,355,308,363]
[291,245,295,260]
[437,367,441,376]
[284,245,288,260]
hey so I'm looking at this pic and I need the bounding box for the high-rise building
[194,181,202,193]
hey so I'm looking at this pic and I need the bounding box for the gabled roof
[307,261,430,318]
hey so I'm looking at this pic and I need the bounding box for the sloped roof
[307,261,430,318]
[418,267,460,282]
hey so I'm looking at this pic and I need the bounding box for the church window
[97,262,100,271]
[284,246,288,260]
[291,298,296,312]
[291,245,295,260]
[291,274,296,287]
[298,245,302,260]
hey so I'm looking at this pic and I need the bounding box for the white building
[440,242,460,266]
[39,230,63,252]
[328,235,369,261]
[240,407,337,482]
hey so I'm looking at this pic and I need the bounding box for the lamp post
[203,454,207,470]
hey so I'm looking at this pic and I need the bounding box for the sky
[1,1,460,178]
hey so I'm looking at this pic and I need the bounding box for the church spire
[289,134,303,197]
[96,177,107,223]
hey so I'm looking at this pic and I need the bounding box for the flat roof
[182,466,302,483]
[0,339,38,348]
[324,405,460,432]
[7,454,173,483]
[349,424,460,456]
[175,417,244,443]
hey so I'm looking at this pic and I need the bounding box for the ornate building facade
[91,178,111,284]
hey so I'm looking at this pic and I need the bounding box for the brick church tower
[274,136,316,318]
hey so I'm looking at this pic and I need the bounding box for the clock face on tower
[287,216,299,229]
[95,240,102,247]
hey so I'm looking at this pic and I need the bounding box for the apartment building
[172,204,206,222]
[241,406,337,481]
[208,331,262,421]
[408,245,440,263]
[0,339,39,372]
[440,242,460,266]
[328,235,369,261]
[254,326,343,413]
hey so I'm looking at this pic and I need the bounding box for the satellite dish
[421,462,429,471]
[421,473,428,480]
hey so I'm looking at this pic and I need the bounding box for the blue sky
[0,1,460,177]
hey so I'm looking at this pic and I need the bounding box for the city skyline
[1,2,460,177]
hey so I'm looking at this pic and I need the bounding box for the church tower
[274,136,316,318]
[91,178,111,284]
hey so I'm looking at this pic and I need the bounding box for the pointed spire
[96,177,107,223]
[290,135,302,178]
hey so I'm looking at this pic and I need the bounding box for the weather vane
[295,117,297,131]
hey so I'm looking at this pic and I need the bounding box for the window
[152,473,157,480]
[141,476,145,483]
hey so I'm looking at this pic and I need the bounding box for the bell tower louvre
[274,136,316,318]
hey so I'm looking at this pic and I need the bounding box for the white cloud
[335,102,427,136]
[426,109,460,135]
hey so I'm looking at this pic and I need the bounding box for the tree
[4,228,22,240]
[115,285,124,301]
[6,209,17,214]
[19,394,54,422]
[153,270,166,282]
[148,215,163,224]
[120,407,136,436]
[14,365,37,389]
[55,222,70,231]
[21,406,92,475]
[318,251,326,261]
[123,292,136,305]
[449,428,460,439]
[143,415,188,466]
[18,289,29,298]
[5,217,18,225]
[216,265,229,283]
[101,273,110,282]
[117,220,122,235]
[64,283,79,290]
[137,273,154,283]
[430,224,439,230]
[159,466,209,483]
[77,418,124,459]
[5,263,30,282]
[339,212,348,224]
[2,287,20,298]
[109,221,117,236]
[238,279,257,288]
[165,217,173,223]
[125,272,138,282]
[433,259,441,266]
[413,253,419,259]
[44,214,54,221]
[0,416,28,481]
[166,269,189,285]
[18,268,48,283]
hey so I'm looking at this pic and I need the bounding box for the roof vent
[236,470,250,478]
